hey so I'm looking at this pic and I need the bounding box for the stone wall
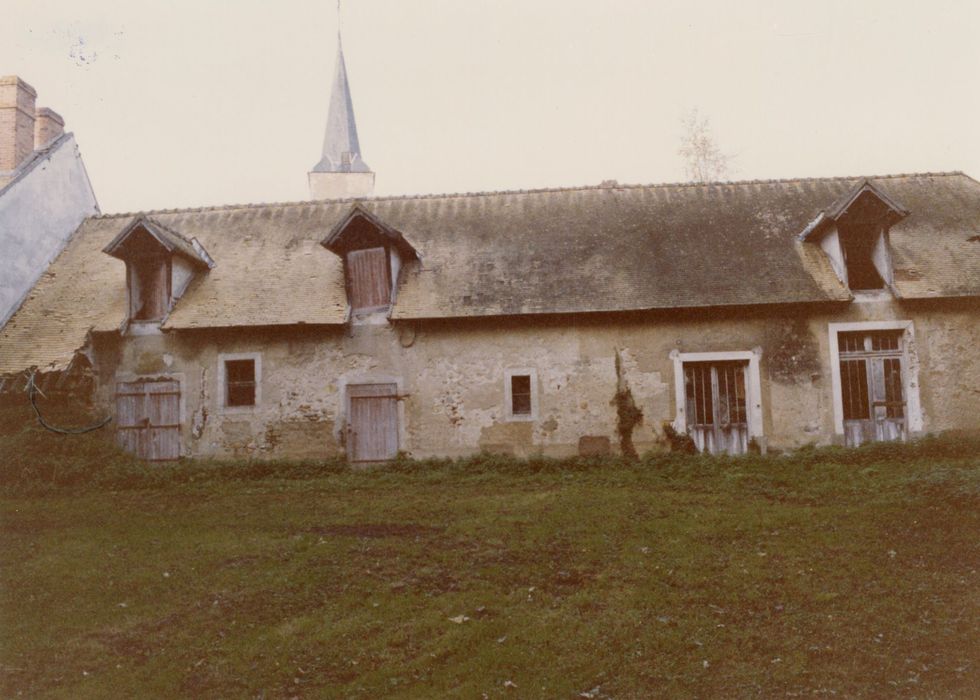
[89,298,980,460]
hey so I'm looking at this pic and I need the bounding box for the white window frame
[504,368,538,422]
[670,349,764,440]
[217,352,262,413]
[828,321,922,437]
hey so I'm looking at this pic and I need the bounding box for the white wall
[0,134,99,327]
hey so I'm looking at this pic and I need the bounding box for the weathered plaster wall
[0,134,99,327]
[90,298,980,460]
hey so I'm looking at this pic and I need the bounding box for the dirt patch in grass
[303,523,445,539]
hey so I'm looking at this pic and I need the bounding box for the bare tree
[678,109,733,183]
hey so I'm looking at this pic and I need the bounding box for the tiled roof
[1,172,978,373]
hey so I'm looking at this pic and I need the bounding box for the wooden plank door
[347,247,391,311]
[115,379,181,461]
[347,383,399,462]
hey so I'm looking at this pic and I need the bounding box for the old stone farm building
[0,40,978,462]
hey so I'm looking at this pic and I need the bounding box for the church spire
[308,2,375,199]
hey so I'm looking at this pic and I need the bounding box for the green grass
[1,410,979,698]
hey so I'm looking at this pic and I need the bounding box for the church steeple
[308,6,375,199]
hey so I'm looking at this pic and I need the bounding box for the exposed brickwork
[34,107,64,148]
[0,76,37,173]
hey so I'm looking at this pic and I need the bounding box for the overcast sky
[3,0,978,213]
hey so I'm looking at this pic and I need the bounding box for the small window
[504,369,538,421]
[225,359,256,407]
[511,375,532,416]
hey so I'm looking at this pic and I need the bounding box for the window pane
[511,375,532,415]
[684,363,714,426]
[840,359,870,420]
[227,383,255,407]
[225,360,256,407]
[839,332,866,353]
[883,358,905,418]
[870,332,900,352]
[226,360,254,384]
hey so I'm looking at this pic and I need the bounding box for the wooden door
[347,247,391,311]
[839,331,906,447]
[684,361,750,455]
[347,383,399,462]
[115,379,181,461]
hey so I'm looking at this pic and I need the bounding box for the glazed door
[684,361,750,455]
[839,331,906,447]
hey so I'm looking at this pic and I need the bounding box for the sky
[2,0,978,213]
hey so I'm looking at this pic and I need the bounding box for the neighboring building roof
[0,131,73,197]
[310,37,370,174]
[0,131,100,335]
[1,171,979,374]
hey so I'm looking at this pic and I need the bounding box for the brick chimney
[0,76,38,173]
[34,107,64,148]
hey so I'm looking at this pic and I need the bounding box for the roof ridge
[91,170,967,220]
[141,215,198,246]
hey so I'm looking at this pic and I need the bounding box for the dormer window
[103,216,214,325]
[840,228,884,290]
[130,254,171,321]
[799,180,909,294]
[322,204,419,317]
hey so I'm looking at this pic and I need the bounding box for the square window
[225,359,256,407]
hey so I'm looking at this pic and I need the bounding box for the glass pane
[226,359,254,384]
[227,382,255,407]
[511,375,532,415]
[839,332,866,353]
[870,332,900,352]
[685,364,714,426]
[883,358,904,418]
[840,359,870,420]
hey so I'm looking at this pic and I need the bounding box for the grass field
[1,418,979,698]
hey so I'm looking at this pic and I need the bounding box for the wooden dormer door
[347,247,391,312]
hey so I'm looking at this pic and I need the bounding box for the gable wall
[88,298,980,460]
[0,135,99,327]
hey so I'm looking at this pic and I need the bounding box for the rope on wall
[27,370,112,435]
